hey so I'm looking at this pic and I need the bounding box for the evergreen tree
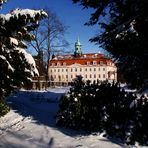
[57,77,148,145]
[0,1,47,115]
[72,0,148,89]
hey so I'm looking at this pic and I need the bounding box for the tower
[74,37,82,57]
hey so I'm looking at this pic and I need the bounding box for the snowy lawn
[0,87,142,148]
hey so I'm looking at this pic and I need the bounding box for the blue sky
[1,0,105,54]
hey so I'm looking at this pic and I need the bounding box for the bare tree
[28,9,69,89]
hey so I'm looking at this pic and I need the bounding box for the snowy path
[0,88,128,148]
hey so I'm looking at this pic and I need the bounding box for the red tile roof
[49,53,113,66]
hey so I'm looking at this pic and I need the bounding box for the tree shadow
[7,90,63,127]
[6,90,84,138]
[6,90,125,147]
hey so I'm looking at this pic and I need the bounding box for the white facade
[48,54,117,85]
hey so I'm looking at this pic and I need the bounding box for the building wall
[48,62,117,84]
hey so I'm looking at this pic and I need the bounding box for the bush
[128,95,148,145]
[56,77,148,145]
[0,98,10,117]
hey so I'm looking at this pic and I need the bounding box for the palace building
[48,39,117,86]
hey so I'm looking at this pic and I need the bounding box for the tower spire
[77,36,80,43]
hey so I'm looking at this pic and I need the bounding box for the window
[62,69,64,72]
[75,68,77,72]
[99,74,101,78]
[71,68,73,72]
[50,75,54,81]
[66,69,68,72]
[103,68,105,71]
[85,74,87,78]
[90,74,92,78]
[50,69,52,73]
[103,74,105,78]
[98,68,100,71]
[58,69,60,72]
[66,75,68,79]
[58,75,61,81]
[94,74,96,78]
[85,68,87,71]
[90,68,91,71]
[54,69,56,72]
[94,68,96,71]
[80,68,82,72]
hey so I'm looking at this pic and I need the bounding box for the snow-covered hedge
[56,77,148,145]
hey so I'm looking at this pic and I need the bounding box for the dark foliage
[56,77,148,145]
[72,0,148,89]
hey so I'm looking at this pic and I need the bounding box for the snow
[1,8,47,22]
[129,20,138,36]
[10,8,48,19]
[10,37,18,46]
[0,87,131,148]
[15,47,39,76]
[0,55,6,60]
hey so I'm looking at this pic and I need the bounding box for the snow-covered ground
[0,87,145,148]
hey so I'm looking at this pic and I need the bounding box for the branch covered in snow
[0,5,47,98]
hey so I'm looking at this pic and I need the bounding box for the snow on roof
[53,53,103,60]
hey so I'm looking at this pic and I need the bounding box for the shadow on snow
[6,89,125,147]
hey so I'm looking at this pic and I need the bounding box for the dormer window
[52,63,55,66]
[100,61,104,65]
[63,62,66,66]
[93,61,97,65]
[57,62,60,66]
[87,61,90,65]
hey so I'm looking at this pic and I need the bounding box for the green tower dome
[74,37,82,57]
